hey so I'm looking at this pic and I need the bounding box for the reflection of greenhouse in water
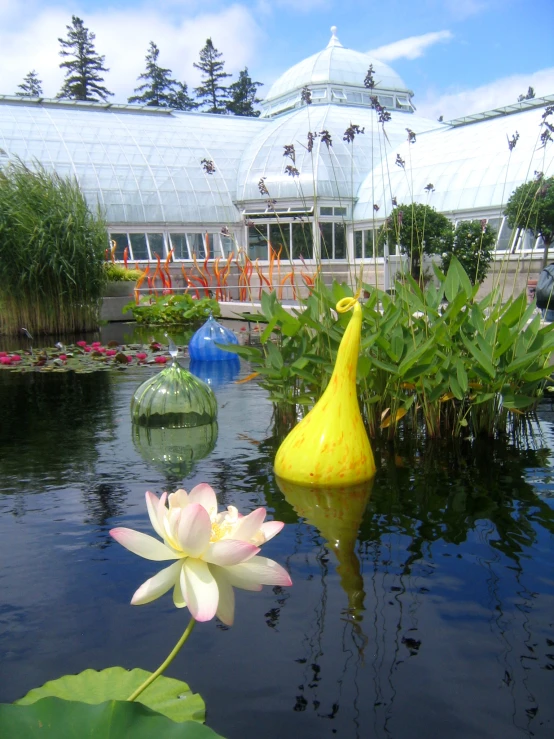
[1,27,552,292]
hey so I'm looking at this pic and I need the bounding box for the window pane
[320,206,333,216]
[291,222,313,259]
[129,233,149,261]
[109,233,128,261]
[320,223,333,260]
[188,233,205,259]
[354,230,363,259]
[204,233,218,259]
[334,206,347,217]
[269,223,290,259]
[335,223,346,259]
[496,218,513,251]
[170,233,189,260]
[221,235,235,257]
[248,225,268,261]
[147,233,165,259]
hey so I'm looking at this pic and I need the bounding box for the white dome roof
[264,27,411,104]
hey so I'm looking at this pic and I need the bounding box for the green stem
[127,617,196,702]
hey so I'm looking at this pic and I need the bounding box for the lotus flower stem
[127,617,196,702]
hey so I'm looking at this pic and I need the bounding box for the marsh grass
[0,160,107,335]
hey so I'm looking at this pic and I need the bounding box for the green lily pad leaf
[16,667,205,724]
[0,697,225,738]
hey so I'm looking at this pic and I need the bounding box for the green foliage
[0,698,224,738]
[128,42,199,110]
[504,175,554,262]
[223,262,554,440]
[380,203,454,282]
[193,39,232,114]
[124,294,220,325]
[58,16,113,101]
[0,159,107,335]
[16,667,205,724]
[104,263,143,281]
[226,68,263,117]
[16,70,43,97]
[441,220,496,285]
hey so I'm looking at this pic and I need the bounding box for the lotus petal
[202,539,259,566]
[211,566,235,626]
[145,491,166,539]
[131,560,182,605]
[226,556,292,586]
[110,528,180,561]
[182,559,219,622]
[258,520,284,543]
[188,483,218,518]
[177,503,211,557]
[232,507,266,542]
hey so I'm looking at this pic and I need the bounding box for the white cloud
[0,3,265,100]
[368,30,453,62]
[417,67,554,121]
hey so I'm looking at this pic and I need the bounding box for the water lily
[110,485,291,625]
[154,355,167,364]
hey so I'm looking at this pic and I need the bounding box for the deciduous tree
[505,174,554,266]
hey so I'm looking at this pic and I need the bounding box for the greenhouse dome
[261,27,414,119]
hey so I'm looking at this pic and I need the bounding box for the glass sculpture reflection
[131,359,217,428]
[276,476,372,619]
[188,315,239,361]
[189,357,240,388]
[132,421,218,478]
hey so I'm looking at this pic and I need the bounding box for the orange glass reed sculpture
[274,296,376,486]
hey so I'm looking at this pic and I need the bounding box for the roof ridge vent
[327,26,343,48]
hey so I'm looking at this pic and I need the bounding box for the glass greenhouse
[0,27,552,272]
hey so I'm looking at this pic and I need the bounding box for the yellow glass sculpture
[274,296,376,486]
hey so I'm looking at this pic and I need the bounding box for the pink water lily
[110,485,291,625]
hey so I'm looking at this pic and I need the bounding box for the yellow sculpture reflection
[276,476,373,619]
[274,297,376,486]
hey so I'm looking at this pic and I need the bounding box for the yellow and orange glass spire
[274,295,376,486]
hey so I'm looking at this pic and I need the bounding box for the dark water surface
[0,327,553,738]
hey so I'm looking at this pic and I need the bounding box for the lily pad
[0,697,225,738]
[16,666,205,724]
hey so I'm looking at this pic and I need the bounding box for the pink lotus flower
[76,341,88,347]
[0,357,12,365]
[106,349,117,356]
[83,346,92,353]
[91,341,103,347]
[110,486,291,625]
[59,354,68,361]
[136,352,148,361]
[10,354,21,362]
[0,352,7,357]
[154,355,167,364]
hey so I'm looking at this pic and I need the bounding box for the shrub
[104,263,143,282]
[0,159,107,335]
[124,293,220,325]
[441,220,496,285]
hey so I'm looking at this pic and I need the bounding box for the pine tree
[169,82,199,111]
[58,16,113,101]
[226,68,263,117]
[193,38,232,114]
[16,70,43,97]
[129,42,177,107]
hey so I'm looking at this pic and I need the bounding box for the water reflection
[132,421,218,480]
[276,478,372,621]
[190,357,241,388]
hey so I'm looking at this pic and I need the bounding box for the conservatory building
[0,27,552,294]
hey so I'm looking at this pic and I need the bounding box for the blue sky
[1,0,553,118]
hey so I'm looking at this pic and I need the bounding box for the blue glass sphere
[190,357,241,388]
[188,315,239,361]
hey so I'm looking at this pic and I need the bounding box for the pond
[0,323,553,739]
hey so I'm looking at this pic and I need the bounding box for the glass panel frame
[109,233,129,261]
[169,233,189,260]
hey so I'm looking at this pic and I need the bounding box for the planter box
[103,281,136,298]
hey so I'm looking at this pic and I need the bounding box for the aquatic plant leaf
[0,698,225,738]
[16,667,205,724]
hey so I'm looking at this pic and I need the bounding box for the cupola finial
[327,26,343,48]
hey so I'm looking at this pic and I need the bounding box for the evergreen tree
[129,42,176,107]
[193,38,231,114]
[226,68,263,117]
[16,70,43,97]
[58,16,113,101]
[169,82,199,111]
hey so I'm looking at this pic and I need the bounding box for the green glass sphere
[132,422,218,477]
[131,360,217,428]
